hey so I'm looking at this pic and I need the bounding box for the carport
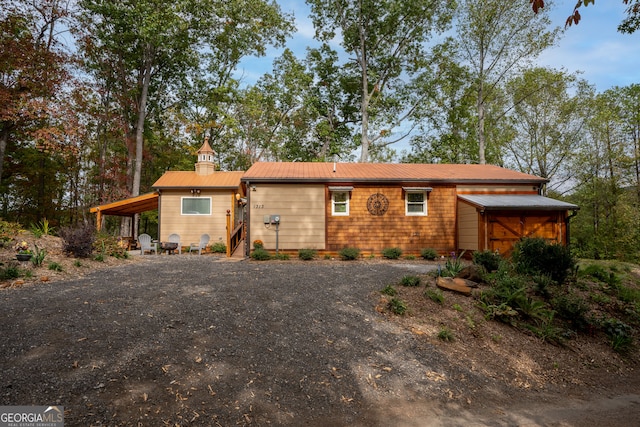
[457,194,579,255]
[89,192,159,247]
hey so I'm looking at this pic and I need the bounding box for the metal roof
[458,194,579,211]
[89,192,159,217]
[153,171,244,189]
[242,162,548,184]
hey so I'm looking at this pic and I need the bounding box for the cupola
[195,136,216,176]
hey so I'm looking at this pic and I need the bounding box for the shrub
[437,327,454,342]
[472,250,502,272]
[339,247,360,261]
[602,318,634,353]
[93,233,128,259]
[0,220,23,247]
[274,252,290,260]
[382,247,402,259]
[511,237,575,284]
[31,244,47,267]
[552,292,591,332]
[48,262,63,272]
[30,218,55,238]
[388,298,407,315]
[0,264,21,280]
[250,248,271,260]
[210,241,227,253]
[441,251,466,277]
[381,284,397,296]
[298,248,317,260]
[60,224,95,258]
[420,248,438,260]
[425,289,444,304]
[400,275,421,287]
[253,240,264,249]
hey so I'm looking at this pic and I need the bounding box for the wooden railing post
[226,210,231,257]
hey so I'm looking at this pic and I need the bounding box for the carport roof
[90,192,159,217]
[458,194,579,211]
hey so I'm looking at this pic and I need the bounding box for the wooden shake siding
[326,185,457,254]
[159,190,232,246]
[249,184,325,250]
[457,201,479,251]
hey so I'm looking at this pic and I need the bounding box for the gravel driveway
[1,257,637,426]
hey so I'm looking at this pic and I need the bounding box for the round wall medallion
[367,193,389,216]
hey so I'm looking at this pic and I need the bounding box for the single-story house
[241,162,578,257]
[91,140,578,257]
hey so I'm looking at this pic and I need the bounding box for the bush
[210,241,227,253]
[425,288,444,304]
[31,244,47,267]
[388,298,407,315]
[339,247,360,261]
[437,327,454,342]
[472,250,502,272]
[298,248,317,260]
[60,224,95,258]
[511,237,575,284]
[441,251,465,277]
[420,248,438,260]
[400,275,421,287]
[382,247,402,259]
[250,248,271,260]
[93,233,128,259]
[380,284,397,296]
[274,252,290,260]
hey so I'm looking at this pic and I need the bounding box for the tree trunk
[477,82,486,165]
[0,128,8,186]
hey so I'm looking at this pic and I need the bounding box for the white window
[405,191,427,216]
[182,197,211,215]
[332,192,349,216]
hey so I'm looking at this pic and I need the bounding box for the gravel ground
[1,256,638,426]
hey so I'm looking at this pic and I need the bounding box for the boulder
[456,265,484,283]
[436,276,478,296]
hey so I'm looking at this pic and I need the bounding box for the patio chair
[138,233,157,255]
[189,234,210,255]
[168,233,181,254]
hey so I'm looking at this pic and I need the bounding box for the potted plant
[14,240,33,262]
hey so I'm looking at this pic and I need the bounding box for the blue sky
[236,0,639,92]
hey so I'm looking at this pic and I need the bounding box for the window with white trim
[332,192,349,216]
[181,197,211,215]
[405,191,427,216]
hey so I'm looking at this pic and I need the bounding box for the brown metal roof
[89,192,159,217]
[153,171,244,189]
[241,162,548,184]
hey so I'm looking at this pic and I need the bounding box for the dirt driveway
[1,257,638,426]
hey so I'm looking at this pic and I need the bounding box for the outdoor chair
[168,233,182,254]
[189,234,210,255]
[138,233,157,255]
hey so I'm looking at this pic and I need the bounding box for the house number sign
[367,193,389,216]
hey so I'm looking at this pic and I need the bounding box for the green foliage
[472,250,502,272]
[602,318,634,353]
[552,292,591,332]
[382,247,402,259]
[437,327,454,342]
[274,253,290,260]
[94,253,104,262]
[60,224,95,258]
[388,298,407,315]
[400,275,421,287]
[404,255,416,260]
[93,233,128,259]
[250,248,271,261]
[31,244,47,267]
[339,247,360,261]
[48,262,63,272]
[30,219,55,238]
[0,220,23,247]
[0,264,21,280]
[210,241,227,253]
[441,251,466,277]
[380,284,397,296]
[73,260,82,268]
[511,238,575,283]
[420,248,438,260]
[298,249,317,260]
[425,288,444,305]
